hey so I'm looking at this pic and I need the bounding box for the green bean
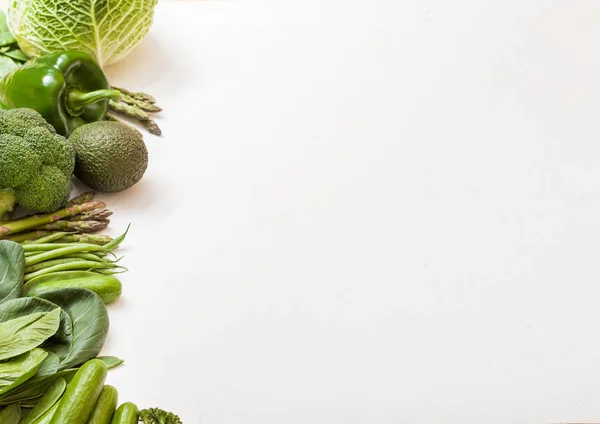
[24,245,107,267]
[24,261,111,281]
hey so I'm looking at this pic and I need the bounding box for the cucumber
[24,271,122,304]
[87,385,118,424]
[32,402,58,424]
[0,404,21,423]
[20,378,66,424]
[49,359,107,424]
[110,402,138,424]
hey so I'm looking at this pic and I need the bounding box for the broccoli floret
[23,130,76,176]
[0,108,56,136]
[14,166,70,212]
[0,134,42,187]
[0,108,74,216]
[138,408,183,424]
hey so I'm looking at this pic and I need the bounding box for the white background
[9,0,600,422]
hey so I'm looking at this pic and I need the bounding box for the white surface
[16,0,600,422]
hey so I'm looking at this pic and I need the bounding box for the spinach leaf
[0,310,60,360]
[19,377,65,424]
[0,241,24,305]
[0,368,76,405]
[0,297,73,363]
[38,288,109,370]
[0,348,47,396]
[96,356,124,369]
[35,352,59,378]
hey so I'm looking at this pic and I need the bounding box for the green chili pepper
[0,50,120,136]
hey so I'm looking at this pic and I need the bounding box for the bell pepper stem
[67,88,121,115]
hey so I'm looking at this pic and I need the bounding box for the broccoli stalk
[138,408,182,424]
[0,189,16,221]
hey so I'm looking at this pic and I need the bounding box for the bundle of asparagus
[0,192,114,246]
[108,86,162,136]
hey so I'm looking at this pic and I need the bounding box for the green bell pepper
[0,50,120,136]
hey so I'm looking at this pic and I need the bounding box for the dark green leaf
[96,356,124,369]
[0,403,20,423]
[19,377,65,424]
[0,368,76,405]
[0,241,24,304]
[35,352,59,378]
[3,49,27,62]
[38,288,109,370]
[0,310,60,360]
[0,348,47,396]
[0,297,73,363]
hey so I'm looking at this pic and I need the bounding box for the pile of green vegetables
[0,0,184,421]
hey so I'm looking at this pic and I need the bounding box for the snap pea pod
[20,378,66,424]
[31,402,58,424]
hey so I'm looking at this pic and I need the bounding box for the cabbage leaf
[7,0,158,68]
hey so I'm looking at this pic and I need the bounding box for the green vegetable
[87,385,118,424]
[0,108,75,216]
[69,121,149,193]
[0,348,47,395]
[0,201,106,237]
[24,271,123,304]
[0,241,23,304]
[0,368,76,405]
[24,261,120,282]
[0,51,120,137]
[110,402,138,424]
[49,359,107,424]
[95,357,124,370]
[7,0,158,68]
[0,309,59,360]
[0,403,20,423]
[0,11,15,46]
[0,11,26,80]
[0,297,70,365]
[31,402,58,424]
[19,377,66,424]
[138,408,183,424]
[37,288,109,370]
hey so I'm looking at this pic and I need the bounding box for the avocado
[68,121,148,192]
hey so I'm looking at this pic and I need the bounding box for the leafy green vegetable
[0,297,72,363]
[0,241,23,304]
[7,0,158,68]
[0,309,59,360]
[0,348,47,396]
[96,356,124,370]
[0,403,20,423]
[0,368,76,405]
[37,288,109,370]
[3,48,27,62]
[0,55,17,78]
[19,377,65,424]
[0,11,15,46]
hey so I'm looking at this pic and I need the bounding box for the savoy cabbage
[6,0,158,68]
